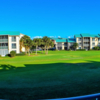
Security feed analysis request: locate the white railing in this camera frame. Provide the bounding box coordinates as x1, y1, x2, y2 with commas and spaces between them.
83, 44, 90, 46
45, 93, 100, 100
84, 39, 90, 42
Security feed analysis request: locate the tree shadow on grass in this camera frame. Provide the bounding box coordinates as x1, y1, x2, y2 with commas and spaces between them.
0, 64, 16, 71
0, 61, 100, 99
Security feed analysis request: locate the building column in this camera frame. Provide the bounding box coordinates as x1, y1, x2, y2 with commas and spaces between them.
62, 42, 64, 50
82, 37, 84, 49
90, 37, 92, 49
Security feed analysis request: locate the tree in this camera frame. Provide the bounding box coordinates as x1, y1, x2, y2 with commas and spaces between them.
39, 38, 44, 54
46, 41, 54, 54
43, 36, 54, 54
26, 39, 33, 55
43, 36, 50, 54
73, 43, 78, 50
33, 38, 41, 55
20, 35, 33, 55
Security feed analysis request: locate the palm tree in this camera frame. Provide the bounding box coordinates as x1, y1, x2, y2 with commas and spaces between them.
20, 35, 32, 54
33, 38, 41, 55
43, 36, 54, 54
73, 43, 78, 50
46, 41, 54, 54
26, 39, 33, 55
39, 38, 44, 54
43, 36, 50, 54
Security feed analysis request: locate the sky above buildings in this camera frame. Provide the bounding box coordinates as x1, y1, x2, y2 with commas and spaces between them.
0, 0, 100, 39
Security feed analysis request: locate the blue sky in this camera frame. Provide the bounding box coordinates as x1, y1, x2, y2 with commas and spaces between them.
0, 0, 100, 38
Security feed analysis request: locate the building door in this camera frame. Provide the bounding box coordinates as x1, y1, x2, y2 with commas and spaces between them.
0, 50, 8, 56
64, 47, 67, 50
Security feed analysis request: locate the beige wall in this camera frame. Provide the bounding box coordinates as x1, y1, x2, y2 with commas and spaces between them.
8, 36, 20, 53
76, 37, 82, 49
95, 38, 98, 46
19, 33, 25, 52
62, 42, 64, 50
90, 37, 92, 49
8, 33, 25, 54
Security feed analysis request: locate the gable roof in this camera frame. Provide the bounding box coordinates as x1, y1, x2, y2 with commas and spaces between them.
75, 33, 99, 38
74, 34, 81, 37
67, 38, 76, 43
50, 37, 67, 42
0, 31, 20, 36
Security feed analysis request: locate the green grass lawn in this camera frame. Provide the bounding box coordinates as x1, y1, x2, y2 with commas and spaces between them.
1, 50, 100, 99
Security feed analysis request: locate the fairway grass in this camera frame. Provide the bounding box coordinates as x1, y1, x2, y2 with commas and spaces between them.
0, 51, 100, 99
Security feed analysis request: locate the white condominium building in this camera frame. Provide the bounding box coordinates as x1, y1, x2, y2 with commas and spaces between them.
0, 31, 25, 56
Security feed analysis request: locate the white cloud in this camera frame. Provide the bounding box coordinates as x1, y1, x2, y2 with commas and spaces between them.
32, 36, 42, 39
58, 36, 61, 38
67, 35, 74, 38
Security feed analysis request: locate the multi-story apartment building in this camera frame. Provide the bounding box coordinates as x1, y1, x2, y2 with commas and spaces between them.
50, 33, 100, 50
75, 33, 100, 50
0, 31, 25, 56
50, 37, 76, 50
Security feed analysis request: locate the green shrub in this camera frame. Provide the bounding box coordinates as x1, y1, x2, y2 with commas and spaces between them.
10, 51, 16, 57
68, 49, 71, 51
16, 52, 26, 56
93, 46, 100, 50
0, 55, 1, 57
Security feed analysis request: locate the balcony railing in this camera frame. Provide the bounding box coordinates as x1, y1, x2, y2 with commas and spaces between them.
84, 39, 90, 42
46, 93, 100, 100
0, 46, 8, 49
64, 44, 67, 46
12, 46, 16, 49
12, 39, 16, 42
92, 45, 95, 46
79, 44, 82, 46
0, 39, 8, 42
83, 44, 90, 46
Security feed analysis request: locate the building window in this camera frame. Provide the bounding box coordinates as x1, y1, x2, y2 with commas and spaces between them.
92, 38, 95, 41
98, 43, 100, 46
79, 47, 81, 49
12, 36, 16, 42
12, 43, 16, 49
78, 43, 81, 46
98, 38, 100, 41
92, 43, 95, 46
57, 43, 62, 45
78, 38, 81, 41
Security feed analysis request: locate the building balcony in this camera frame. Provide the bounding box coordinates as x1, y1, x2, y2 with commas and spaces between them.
83, 44, 90, 46
84, 39, 90, 42
0, 46, 8, 49
64, 44, 67, 46
57, 45, 62, 47
78, 39, 82, 41
78, 44, 82, 46
0, 39, 8, 43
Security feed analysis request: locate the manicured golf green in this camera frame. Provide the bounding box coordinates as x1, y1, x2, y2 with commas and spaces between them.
0, 50, 100, 99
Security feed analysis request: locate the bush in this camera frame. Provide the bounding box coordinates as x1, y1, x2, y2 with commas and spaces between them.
16, 52, 26, 56
93, 46, 100, 50
0, 55, 1, 57
68, 49, 71, 51
76, 49, 86, 51
10, 51, 16, 57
